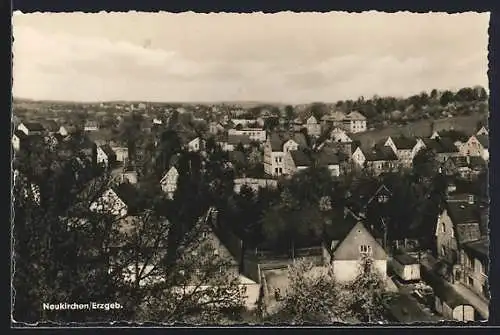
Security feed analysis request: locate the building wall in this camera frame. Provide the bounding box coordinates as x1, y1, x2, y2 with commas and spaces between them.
461, 136, 484, 158
351, 148, 366, 167
161, 167, 179, 199
460, 251, 488, 299
349, 120, 367, 133
327, 164, 340, 177
97, 148, 108, 167
12, 135, 20, 151
228, 129, 266, 142
435, 210, 459, 264
332, 259, 386, 283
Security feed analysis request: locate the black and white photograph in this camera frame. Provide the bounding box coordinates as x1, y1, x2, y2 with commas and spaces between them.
11, 11, 490, 325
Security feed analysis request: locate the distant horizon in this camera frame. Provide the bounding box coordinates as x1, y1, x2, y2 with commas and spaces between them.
13, 12, 489, 103
12, 84, 489, 107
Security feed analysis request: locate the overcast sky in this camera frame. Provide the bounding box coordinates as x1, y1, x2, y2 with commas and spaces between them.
12, 11, 489, 103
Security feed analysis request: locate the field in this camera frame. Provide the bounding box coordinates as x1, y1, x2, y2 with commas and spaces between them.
351, 113, 488, 148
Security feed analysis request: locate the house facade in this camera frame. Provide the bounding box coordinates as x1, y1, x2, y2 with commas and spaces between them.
160, 167, 179, 200
233, 178, 278, 193
460, 135, 489, 162
263, 135, 299, 177
228, 128, 266, 143
325, 221, 387, 283
384, 136, 418, 168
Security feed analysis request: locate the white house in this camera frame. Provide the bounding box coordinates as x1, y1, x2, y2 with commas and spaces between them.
12, 130, 26, 152
58, 125, 69, 137
187, 137, 205, 152
330, 127, 352, 143
294, 111, 322, 137
264, 133, 301, 177
476, 126, 488, 136
228, 128, 266, 143
322, 111, 367, 134
111, 146, 129, 164
460, 135, 489, 161
384, 136, 419, 168
160, 167, 179, 200
96, 145, 117, 168
18, 122, 45, 136
324, 215, 387, 283
84, 121, 99, 132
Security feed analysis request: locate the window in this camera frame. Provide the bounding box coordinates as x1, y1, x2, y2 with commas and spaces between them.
278, 168, 283, 174
467, 276, 474, 287
441, 222, 446, 233
465, 255, 473, 269
359, 245, 372, 255
275, 168, 279, 174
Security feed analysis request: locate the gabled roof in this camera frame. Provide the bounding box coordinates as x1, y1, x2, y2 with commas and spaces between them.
269, 131, 307, 151
422, 138, 458, 154
324, 209, 359, 244
290, 150, 313, 167
391, 136, 418, 150
13, 129, 27, 139
21, 122, 45, 132
365, 184, 392, 208
365, 146, 398, 162
444, 195, 482, 245
344, 111, 366, 121
448, 156, 469, 168
295, 109, 315, 123
393, 252, 418, 265
476, 135, 489, 149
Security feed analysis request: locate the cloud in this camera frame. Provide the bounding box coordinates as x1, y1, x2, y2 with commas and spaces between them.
12, 13, 489, 103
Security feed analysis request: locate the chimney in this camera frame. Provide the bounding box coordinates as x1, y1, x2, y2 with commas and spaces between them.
467, 195, 475, 205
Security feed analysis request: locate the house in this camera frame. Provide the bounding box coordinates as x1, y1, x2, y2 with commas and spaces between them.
321, 111, 367, 134
284, 150, 313, 175
227, 127, 267, 143
460, 135, 489, 161
111, 146, 129, 165
12, 129, 27, 152
84, 120, 99, 132
414, 137, 460, 163
208, 121, 225, 135
351, 146, 398, 175
264, 132, 308, 177
443, 156, 486, 179
186, 136, 205, 153
384, 136, 419, 168
293, 111, 321, 137
435, 193, 489, 306
17, 122, 45, 136
316, 150, 341, 177
222, 134, 253, 152
390, 252, 421, 282
476, 126, 488, 136
97, 144, 117, 168
160, 166, 179, 200
323, 211, 388, 283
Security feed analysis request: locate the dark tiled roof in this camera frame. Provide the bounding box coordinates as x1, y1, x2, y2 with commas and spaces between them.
463, 238, 489, 262
22, 122, 45, 132
448, 156, 469, 168
324, 210, 359, 243
393, 252, 418, 265
344, 111, 366, 121
316, 150, 339, 166
269, 132, 307, 151
476, 135, 489, 149
227, 134, 252, 145
469, 156, 486, 168
13, 129, 27, 139
290, 150, 313, 167
365, 146, 398, 161
422, 138, 458, 154
391, 137, 418, 150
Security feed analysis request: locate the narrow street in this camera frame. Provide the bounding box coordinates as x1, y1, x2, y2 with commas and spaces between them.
389, 276, 441, 323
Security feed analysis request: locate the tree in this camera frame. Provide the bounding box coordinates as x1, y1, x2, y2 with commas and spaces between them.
343, 256, 396, 323
13, 138, 245, 323
285, 105, 295, 121
270, 261, 350, 324
439, 90, 454, 106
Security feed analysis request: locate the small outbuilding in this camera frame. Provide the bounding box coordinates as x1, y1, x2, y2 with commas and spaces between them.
391, 252, 421, 282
